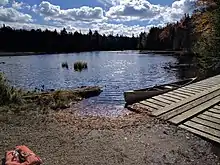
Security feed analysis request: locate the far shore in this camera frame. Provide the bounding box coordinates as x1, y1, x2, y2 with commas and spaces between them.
0, 50, 194, 57
139, 50, 195, 56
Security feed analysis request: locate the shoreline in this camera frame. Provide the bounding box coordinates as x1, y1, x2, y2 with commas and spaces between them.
0, 50, 194, 57
139, 50, 195, 56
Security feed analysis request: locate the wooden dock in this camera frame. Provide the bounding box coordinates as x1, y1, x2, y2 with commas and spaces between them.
129, 74, 220, 143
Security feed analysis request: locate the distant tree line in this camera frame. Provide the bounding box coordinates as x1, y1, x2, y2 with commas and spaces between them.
0, 15, 194, 54
0, 25, 138, 53
138, 14, 192, 52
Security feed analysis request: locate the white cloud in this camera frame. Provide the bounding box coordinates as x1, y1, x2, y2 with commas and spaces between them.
12, 1, 31, 10
106, 0, 196, 23
0, 6, 33, 23
35, 1, 105, 22
0, 0, 8, 5
106, 0, 163, 21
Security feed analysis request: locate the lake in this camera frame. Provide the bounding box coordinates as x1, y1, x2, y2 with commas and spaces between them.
0, 51, 193, 117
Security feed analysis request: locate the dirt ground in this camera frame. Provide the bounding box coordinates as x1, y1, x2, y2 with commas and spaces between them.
0, 108, 220, 165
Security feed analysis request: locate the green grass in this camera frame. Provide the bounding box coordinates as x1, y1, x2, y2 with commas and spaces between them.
0, 73, 22, 105
74, 61, 88, 71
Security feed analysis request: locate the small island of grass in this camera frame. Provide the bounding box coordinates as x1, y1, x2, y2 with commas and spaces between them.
74, 61, 88, 71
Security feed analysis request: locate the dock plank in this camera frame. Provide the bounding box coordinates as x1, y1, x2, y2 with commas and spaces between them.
140, 101, 163, 110
193, 84, 214, 88
189, 85, 208, 90
191, 117, 220, 130
169, 95, 220, 124
147, 98, 169, 107
181, 87, 202, 93
152, 84, 220, 117
214, 105, 220, 110
163, 93, 183, 100
204, 111, 220, 119
177, 89, 196, 94
183, 120, 220, 137
185, 86, 206, 91
161, 91, 220, 120
179, 124, 220, 143
159, 95, 180, 102
152, 96, 174, 104
174, 90, 193, 97
208, 108, 220, 114
198, 114, 220, 125
168, 92, 189, 98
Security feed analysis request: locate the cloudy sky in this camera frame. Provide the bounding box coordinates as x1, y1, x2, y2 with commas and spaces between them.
0, 0, 195, 36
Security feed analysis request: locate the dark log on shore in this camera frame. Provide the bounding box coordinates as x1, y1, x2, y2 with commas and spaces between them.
72, 86, 103, 98
23, 86, 103, 100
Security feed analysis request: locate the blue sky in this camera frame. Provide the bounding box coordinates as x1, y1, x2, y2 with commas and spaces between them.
0, 0, 195, 36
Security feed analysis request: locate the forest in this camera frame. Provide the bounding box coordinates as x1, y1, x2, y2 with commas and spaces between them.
0, 26, 138, 53
0, 17, 193, 53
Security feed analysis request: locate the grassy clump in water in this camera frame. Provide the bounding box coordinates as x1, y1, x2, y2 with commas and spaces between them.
61, 62, 69, 69
74, 61, 88, 71
0, 73, 22, 105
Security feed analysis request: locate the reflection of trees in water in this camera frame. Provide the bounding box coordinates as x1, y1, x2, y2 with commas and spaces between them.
176, 66, 197, 80
165, 56, 198, 80
175, 56, 220, 81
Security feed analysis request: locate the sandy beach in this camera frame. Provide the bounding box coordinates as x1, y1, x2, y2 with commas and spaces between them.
0, 105, 219, 165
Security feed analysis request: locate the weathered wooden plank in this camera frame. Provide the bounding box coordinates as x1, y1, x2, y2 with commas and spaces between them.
174, 90, 193, 96
170, 95, 220, 124
193, 81, 216, 86
209, 108, 220, 114
181, 87, 201, 93
162, 91, 215, 120
168, 92, 188, 98
187, 85, 207, 90
204, 111, 220, 119
159, 95, 180, 102
184, 120, 220, 137
163, 93, 183, 100
197, 79, 220, 85
140, 100, 163, 110
147, 98, 169, 107
193, 84, 214, 88
196, 83, 217, 87
152, 96, 174, 104
177, 89, 196, 95
152, 84, 220, 117
214, 105, 220, 110
187, 85, 208, 90
192, 83, 213, 88
198, 114, 220, 125
179, 124, 220, 143
191, 117, 220, 130
185, 86, 207, 91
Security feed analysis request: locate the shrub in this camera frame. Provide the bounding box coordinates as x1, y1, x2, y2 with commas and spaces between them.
0, 73, 22, 105
74, 61, 88, 71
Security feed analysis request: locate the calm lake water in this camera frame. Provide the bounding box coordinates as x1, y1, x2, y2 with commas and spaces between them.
0, 51, 193, 117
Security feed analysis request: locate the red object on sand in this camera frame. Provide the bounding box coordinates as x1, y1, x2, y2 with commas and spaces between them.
5, 146, 42, 165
